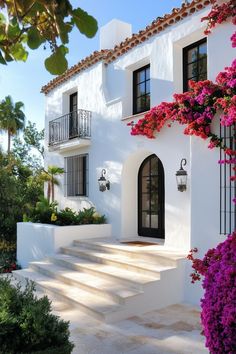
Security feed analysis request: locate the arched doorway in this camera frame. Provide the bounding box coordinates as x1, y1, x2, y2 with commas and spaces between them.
138, 154, 165, 238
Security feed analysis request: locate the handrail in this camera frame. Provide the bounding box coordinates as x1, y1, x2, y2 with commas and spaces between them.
49, 109, 91, 146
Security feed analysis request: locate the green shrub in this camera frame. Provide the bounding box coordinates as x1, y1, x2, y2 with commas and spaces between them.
0, 240, 19, 274
0, 240, 16, 253
25, 197, 58, 224
25, 201, 106, 226
0, 150, 44, 242
56, 208, 78, 226
0, 277, 74, 354
78, 207, 106, 225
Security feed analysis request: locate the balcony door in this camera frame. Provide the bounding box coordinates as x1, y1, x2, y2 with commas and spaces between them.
138, 154, 165, 238
69, 92, 78, 138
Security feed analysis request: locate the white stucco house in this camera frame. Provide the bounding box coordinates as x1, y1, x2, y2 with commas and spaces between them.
16, 0, 235, 322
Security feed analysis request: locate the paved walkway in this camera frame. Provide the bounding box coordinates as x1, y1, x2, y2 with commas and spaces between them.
4, 275, 208, 353
52, 302, 208, 354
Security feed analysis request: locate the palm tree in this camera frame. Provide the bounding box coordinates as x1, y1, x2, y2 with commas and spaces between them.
40, 166, 64, 202
0, 95, 26, 153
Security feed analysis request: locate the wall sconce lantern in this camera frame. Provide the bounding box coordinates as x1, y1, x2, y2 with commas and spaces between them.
98, 169, 110, 192
176, 158, 187, 192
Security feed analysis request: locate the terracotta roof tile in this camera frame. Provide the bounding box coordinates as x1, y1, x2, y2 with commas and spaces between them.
41, 0, 213, 95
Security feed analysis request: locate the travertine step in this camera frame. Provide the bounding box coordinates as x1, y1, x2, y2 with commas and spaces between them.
61, 246, 175, 277
49, 254, 159, 290
14, 237, 186, 323
13, 268, 121, 322
74, 239, 184, 265
30, 260, 142, 304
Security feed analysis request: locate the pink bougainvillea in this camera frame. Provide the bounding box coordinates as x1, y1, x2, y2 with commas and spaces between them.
129, 5, 236, 188
201, 0, 235, 35
129, 0, 236, 156
130, 60, 235, 152
231, 31, 236, 47
188, 232, 236, 354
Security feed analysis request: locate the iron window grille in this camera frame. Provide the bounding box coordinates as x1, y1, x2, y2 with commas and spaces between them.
64, 154, 88, 197
183, 38, 207, 92
133, 64, 150, 114
220, 124, 236, 235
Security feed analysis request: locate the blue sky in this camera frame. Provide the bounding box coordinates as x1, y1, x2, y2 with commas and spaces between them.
0, 0, 182, 135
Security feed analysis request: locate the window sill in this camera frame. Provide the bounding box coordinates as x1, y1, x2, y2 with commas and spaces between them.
66, 196, 89, 199
121, 110, 150, 123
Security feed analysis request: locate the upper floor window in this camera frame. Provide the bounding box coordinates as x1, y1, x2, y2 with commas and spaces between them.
64, 154, 88, 197
183, 39, 207, 92
133, 64, 150, 115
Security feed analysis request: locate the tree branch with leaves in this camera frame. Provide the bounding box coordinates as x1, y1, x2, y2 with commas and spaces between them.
0, 0, 98, 74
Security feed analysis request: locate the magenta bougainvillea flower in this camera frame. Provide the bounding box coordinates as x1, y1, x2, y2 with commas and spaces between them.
188, 233, 236, 354
130, 59, 235, 149
129, 1, 236, 158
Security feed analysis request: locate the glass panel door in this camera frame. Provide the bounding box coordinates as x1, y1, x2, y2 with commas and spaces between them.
138, 154, 164, 238
69, 92, 78, 138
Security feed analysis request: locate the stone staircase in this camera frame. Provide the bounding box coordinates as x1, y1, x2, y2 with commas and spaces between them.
13, 238, 186, 323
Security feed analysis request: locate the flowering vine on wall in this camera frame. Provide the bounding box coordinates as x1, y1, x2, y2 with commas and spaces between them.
129, 0, 235, 176
129, 1, 235, 353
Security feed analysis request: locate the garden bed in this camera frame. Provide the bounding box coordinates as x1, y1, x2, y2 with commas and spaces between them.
17, 222, 111, 268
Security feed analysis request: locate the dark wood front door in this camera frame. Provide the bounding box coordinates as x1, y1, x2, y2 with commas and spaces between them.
69, 92, 78, 138
138, 154, 165, 238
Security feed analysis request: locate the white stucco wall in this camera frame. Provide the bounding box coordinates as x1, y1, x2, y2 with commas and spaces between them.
17, 223, 112, 268
44, 6, 235, 305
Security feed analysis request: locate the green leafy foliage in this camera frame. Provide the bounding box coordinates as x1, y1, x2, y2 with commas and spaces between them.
12, 120, 44, 171
0, 95, 26, 153
0, 116, 45, 242
0, 0, 98, 74
72, 8, 98, 38
56, 207, 78, 226
40, 165, 64, 203
0, 277, 74, 353
23, 121, 44, 157
27, 27, 43, 50
0, 240, 19, 273
26, 202, 106, 226
26, 196, 58, 224
75, 207, 106, 225
0, 149, 44, 241
44, 45, 69, 75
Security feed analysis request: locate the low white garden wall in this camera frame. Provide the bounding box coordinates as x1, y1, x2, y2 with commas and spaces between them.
17, 222, 112, 268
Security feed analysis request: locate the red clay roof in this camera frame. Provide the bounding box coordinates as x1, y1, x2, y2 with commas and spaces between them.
41, 0, 212, 95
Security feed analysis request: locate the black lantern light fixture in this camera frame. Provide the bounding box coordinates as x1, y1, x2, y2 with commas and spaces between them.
98, 169, 110, 192
176, 158, 187, 192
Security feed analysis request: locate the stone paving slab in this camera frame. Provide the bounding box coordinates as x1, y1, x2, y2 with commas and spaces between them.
52, 303, 208, 354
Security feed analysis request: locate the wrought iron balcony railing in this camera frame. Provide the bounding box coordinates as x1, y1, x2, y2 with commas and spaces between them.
49, 109, 91, 146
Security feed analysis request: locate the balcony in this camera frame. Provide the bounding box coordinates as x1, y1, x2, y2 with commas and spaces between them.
49, 109, 91, 150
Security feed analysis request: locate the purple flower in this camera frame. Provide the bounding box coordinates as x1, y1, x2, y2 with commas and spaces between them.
199, 232, 236, 353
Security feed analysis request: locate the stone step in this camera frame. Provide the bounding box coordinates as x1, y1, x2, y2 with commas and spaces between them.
74, 239, 184, 266
49, 254, 159, 290
61, 246, 176, 277
13, 268, 121, 322
30, 260, 142, 304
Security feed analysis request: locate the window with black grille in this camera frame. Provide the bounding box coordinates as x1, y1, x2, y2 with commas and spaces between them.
220, 124, 236, 235
133, 64, 150, 114
183, 38, 207, 92
64, 154, 88, 197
